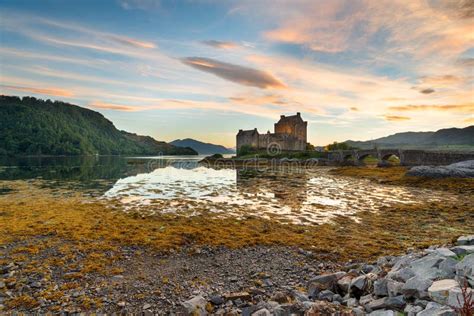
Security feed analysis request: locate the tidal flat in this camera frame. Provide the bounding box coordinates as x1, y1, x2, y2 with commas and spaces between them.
0, 157, 473, 313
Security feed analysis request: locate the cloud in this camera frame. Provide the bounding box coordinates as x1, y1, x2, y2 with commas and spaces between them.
89, 101, 143, 112
237, 0, 474, 60
388, 104, 474, 112
0, 84, 73, 97
419, 75, 464, 86
419, 88, 435, 94
456, 58, 474, 67
118, 0, 161, 10
201, 40, 239, 50
384, 115, 411, 121
349, 107, 359, 111
464, 117, 474, 124
181, 57, 286, 89
37, 17, 156, 49
106, 35, 156, 49
229, 93, 289, 105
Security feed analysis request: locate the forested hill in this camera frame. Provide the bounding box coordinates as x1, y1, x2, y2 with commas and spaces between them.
0, 95, 197, 156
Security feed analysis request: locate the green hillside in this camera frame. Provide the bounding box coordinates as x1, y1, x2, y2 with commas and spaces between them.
0, 95, 197, 156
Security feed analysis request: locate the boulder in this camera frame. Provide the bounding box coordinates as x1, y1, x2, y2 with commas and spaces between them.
182, 295, 207, 316
366, 297, 387, 311
386, 280, 404, 297
317, 290, 335, 302
343, 297, 358, 307
367, 310, 396, 316
434, 248, 456, 258
409, 254, 444, 280
404, 304, 423, 316
455, 254, 474, 286
224, 292, 251, 301
291, 290, 309, 302
388, 267, 415, 282
384, 295, 406, 311
331, 294, 341, 303
307, 272, 344, 297
457, 235, 474, 246
374, 279, 388, 297
271, 291, 290, 304
251, 309, 271, 316
451, 245, 474, 256
416, 301, 456, 316
428, 279, 458, 305
438, 257, 457, 279
351, 307, 365, 316
350, 275, 368, 297
366, 295, 405, 312
447, 286, 473, 308
407, 160, 474, 178
359, 294, 374, 306
337, 275, 353, 294
401, 276, 432, 299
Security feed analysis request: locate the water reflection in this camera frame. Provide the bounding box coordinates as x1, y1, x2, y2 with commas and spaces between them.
103, 163, 459, 224
0, 156, 460, 224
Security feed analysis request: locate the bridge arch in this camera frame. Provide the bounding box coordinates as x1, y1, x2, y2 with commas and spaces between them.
379, 150, 401, 166
357, 153, 379, 166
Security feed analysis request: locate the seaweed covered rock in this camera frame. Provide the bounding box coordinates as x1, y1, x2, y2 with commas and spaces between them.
407, 160, 474, 178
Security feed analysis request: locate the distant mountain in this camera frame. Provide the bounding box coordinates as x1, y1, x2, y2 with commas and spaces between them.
0, 95, 197, 156
345, 126, 474, 150
170, 138, 235, 155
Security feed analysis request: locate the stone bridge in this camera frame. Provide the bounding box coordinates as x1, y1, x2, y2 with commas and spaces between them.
327, 149, 474, 166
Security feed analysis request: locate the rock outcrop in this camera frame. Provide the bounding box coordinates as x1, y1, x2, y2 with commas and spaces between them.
407, 160, 474, 178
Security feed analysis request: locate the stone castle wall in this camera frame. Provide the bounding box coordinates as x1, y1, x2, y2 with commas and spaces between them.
258, 133, 306, 151
274, 119, 307, 144
237, 113, 308, 152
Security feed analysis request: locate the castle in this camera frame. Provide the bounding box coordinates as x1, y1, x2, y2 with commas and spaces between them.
236, 113, 308, 152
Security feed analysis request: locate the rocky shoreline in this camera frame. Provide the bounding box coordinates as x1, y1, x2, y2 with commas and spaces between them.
1, 236, 473, 315
176, 235, 474, 315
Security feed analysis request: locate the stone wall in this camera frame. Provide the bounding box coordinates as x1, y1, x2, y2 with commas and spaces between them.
328, 149, 474, 166
236, 129, 259, 151
274, 115, 307, 144
259, 133, 306, 151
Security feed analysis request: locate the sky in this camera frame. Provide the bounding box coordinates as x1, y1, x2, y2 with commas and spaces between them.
0, 0, 473, 147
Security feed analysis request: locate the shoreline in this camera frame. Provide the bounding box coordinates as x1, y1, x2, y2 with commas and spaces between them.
2, 237, 472, 314
0, 167, 473, 314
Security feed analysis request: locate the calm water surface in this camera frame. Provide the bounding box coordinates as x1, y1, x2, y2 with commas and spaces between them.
0, 156, 459, 224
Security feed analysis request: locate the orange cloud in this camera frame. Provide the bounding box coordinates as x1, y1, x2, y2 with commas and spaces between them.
201, 40, 239, 50
419, 75, 464, 86
89, 101, 142, 112
349, 107, 359, 111
229, 93, 288, 106
107, 35, 156, 49
181, 57, 286, 89
0, 84, 73, 97
388, 104, 474, 112
464, 117, 474, 124
384, 115, 411, 121
382, 97, 406, 101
